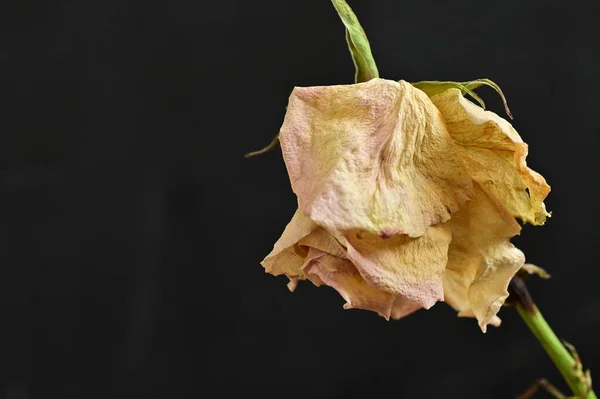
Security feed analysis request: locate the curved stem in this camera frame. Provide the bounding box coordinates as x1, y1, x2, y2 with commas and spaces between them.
331, 0, 379, 83
511, 277, 596, 399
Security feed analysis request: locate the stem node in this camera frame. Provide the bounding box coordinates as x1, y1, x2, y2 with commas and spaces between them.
510, 276, 596, 399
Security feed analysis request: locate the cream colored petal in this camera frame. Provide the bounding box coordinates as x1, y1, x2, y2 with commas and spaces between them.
303, 248, 398, 319
279, 78, 472, 238
298, 226, 346, 258
343, 223, 452, 309
443, 264, 478, 321
263, 212, 424, 320
287, 278, 299, 292
443, 183, 525, 332
456, 309, 502, 328
430, 88, 551, 225
390, 296, 422, 320
261, 209, 317, 279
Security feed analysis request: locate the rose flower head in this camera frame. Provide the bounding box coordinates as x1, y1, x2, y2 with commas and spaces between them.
260, 78, 550, 332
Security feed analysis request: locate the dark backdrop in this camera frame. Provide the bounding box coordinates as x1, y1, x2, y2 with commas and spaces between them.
1, 1, 599, 398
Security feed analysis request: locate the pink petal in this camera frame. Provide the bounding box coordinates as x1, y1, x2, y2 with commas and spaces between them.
343, 223, 452, 309
279, 78, 472, 238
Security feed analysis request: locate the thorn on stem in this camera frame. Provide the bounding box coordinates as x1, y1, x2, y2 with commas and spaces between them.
563, 341, 583, 372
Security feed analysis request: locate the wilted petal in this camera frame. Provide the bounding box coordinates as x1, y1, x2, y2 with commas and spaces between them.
261, 209, 317, 279
344, 224, 452, 309
303, 248, 397, 319
390, 296, 422, 320
279, 78, 472, 238
430, 88, 551, 225
287, 278, 299, 292
298, 226, 346, 258
443, 183, 525, 332
456, 309, 502, 328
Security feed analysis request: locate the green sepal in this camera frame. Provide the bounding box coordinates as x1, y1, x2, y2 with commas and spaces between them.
412, 78, 513, 119
331, 0, 379, 83
521, 263, 551, 279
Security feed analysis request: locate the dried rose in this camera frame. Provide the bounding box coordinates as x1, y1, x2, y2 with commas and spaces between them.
261, 78, 550, 331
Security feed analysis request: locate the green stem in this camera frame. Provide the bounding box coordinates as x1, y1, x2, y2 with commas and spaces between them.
516, 304, 597, 399
330, 0, 379, 83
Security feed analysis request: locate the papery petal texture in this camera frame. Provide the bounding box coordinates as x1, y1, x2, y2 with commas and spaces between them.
430, 89, 550, 225
303, 248, 398, 319
344, 223, 452, 309
260, 79, 550, 329
279, 78, 472, 238
298, 226, 346, 258
262, 210, 425, 319
261, 210, 317, 280
390, 296, 421, 320
443, 183, 525, 332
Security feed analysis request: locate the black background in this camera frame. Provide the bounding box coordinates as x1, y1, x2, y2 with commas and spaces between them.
1, 1, 599, 398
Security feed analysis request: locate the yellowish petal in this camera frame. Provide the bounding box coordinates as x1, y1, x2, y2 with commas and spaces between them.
261, 212, 349, 292
343, 223, 452, 309
303, 248, 398, 319
279, 78, 472, 238
456, 309, 502, 328
390, 296, 422, 320
298, 226, 346, 258
261, 209, 317, 279
430, 88, 550, 225
287, 277, 299, 292
443, 183, 525, 332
